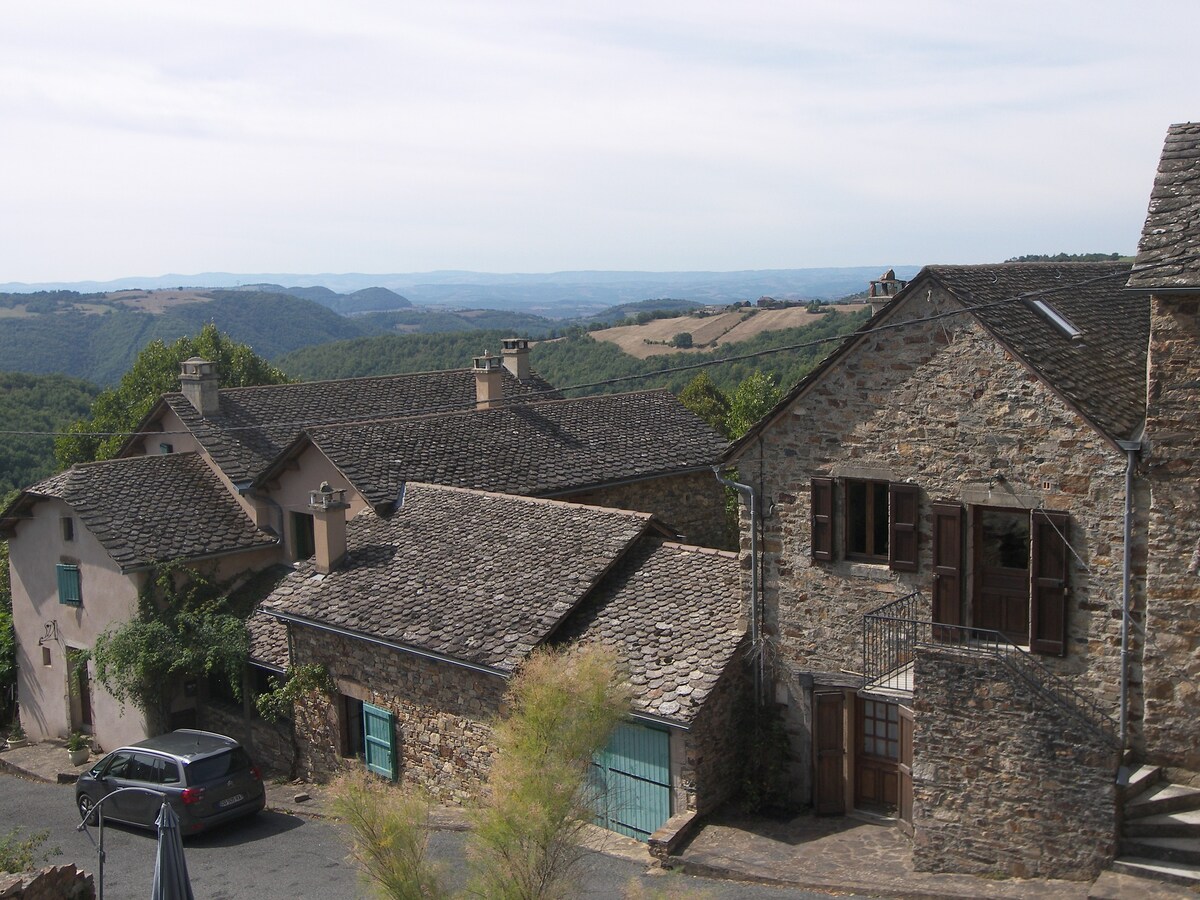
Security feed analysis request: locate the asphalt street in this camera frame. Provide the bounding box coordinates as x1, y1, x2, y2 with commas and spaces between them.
0, 773, 857, 899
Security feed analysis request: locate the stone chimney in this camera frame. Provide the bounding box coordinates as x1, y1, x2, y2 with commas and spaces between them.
473, 352, 504, 409
868, 269, 908, 315
309, 482, 350, 574
179, 357, 220, 417
501, 338, 531, 381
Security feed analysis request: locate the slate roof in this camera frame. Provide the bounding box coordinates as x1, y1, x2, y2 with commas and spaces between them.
247, 609, 290, 672
260, 483, 653, 673
0, 453, 277, 571
1129, 123, 1200, 290
726, 262, 1146, 454
138, 367, 560, 484
269, 390, 728, 507
552, 539, 746, 727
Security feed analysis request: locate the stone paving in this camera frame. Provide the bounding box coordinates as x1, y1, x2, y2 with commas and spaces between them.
2, 740, 1189, 898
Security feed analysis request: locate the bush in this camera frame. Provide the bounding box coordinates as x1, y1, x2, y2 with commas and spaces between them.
0, 828, 59, 874
671, 332, 693, 349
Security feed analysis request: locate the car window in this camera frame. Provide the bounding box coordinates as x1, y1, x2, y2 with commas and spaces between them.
103, 751, 135, 779
154, 756, 181, 784
184, 747, 250, 784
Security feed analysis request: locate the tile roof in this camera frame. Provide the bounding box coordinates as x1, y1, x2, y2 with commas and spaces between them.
282, 390, 728, 507
3, 453, 277, 571
260, 483, 652, 672
144, 367, 560, 484
927, 263, 1146, 441
247, 609, 290, 672
1129, 123, 1200, 290
552, 539, 746, 727
726, 262, 1146, 454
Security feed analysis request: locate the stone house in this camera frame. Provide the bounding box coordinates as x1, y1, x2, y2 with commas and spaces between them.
0, 453, 278, 750
258, 482, 748, 839
718, 123, 1200, 881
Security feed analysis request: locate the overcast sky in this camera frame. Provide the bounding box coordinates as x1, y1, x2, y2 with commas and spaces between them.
2, 1, 1195, 283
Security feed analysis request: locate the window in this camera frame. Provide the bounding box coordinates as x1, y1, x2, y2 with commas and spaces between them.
56, 563, 82, 606
846, 480, 890, 560
812, 478, 918, 570
159, 442, 174, 454
42, 647, 52, 667
342, 695, 364, 758
860, 699, 899, 761
61, 517, 74, 542
292, 512, 316, 561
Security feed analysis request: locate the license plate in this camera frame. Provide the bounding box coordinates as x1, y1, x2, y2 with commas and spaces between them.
218, 794, 244, 808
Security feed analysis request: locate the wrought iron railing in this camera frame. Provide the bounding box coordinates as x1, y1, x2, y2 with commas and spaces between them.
862, 592, 1119, 748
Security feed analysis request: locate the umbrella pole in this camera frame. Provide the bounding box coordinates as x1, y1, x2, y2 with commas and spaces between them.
97, 805, 105, 900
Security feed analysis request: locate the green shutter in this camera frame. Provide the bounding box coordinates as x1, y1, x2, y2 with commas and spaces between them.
362, 703, 397, 780
56, 564, 82, 607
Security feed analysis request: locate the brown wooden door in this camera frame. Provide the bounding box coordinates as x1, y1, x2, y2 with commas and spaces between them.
854, 697, 899, 812
897, 705, 914, 835
814, 693, 845, 815
973, 508, 1030, 643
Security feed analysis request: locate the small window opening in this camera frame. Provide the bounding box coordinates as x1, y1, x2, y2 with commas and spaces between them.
42, 646, 52, 667
61, 517, 74, 542
159, 442, 174, 454
292, 512, 316, 561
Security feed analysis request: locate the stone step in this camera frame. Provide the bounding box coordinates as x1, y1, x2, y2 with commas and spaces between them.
1126, 782, 1200, 820
1123, 808, 1200, 839
1120, 836, 1200, 867
1119, 764, 1163, 802
1110, 856, 1200, 887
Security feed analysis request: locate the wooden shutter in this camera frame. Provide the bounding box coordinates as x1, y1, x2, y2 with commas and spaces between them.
362, 703, 397, 780
931, 503, 963, 630
814, 693, 845, 816
897, 705, 914, 836
811, 477, 835, 561
1030, 510, 1070, 656
56, 563, 82, 607
888, 483, 919, 572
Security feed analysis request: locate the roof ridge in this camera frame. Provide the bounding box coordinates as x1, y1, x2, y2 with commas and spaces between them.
657, 539, 739, 559
401, 481, 656, 522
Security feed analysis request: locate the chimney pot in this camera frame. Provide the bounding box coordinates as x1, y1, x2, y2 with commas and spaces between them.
501, 337, 531, 381
309, 483, 350, 573
179, 357, 220, 417
473, 351, 504, 409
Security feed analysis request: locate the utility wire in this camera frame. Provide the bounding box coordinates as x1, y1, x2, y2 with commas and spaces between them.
0, 255, 1193, 441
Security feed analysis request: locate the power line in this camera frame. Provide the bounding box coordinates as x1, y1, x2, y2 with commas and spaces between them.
0, 256, 1191, 442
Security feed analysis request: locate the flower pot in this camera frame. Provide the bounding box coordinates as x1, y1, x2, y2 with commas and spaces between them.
6, 737, 28, 750
68, 747, 90, 766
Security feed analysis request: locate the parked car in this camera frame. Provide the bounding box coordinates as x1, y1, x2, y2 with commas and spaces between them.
75, 729, 265, 834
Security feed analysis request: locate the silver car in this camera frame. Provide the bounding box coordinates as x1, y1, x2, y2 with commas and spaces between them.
75, 729, 266, 834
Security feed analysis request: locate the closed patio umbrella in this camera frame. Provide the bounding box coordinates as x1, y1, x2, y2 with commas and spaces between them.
151, 800, 195, 900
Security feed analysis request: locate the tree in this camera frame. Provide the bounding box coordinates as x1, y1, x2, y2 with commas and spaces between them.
54, 323, 291, 468
678, 372, 730, 436
671, 332, 693, 349
725, 372, 783, 440
331, 643, 630, 900
88, 563, 250, 733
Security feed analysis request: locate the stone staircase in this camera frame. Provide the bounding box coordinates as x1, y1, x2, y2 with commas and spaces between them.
1112, 764, 1200, 887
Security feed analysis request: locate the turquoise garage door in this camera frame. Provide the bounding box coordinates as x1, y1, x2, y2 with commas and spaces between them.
591, 722, 671, 841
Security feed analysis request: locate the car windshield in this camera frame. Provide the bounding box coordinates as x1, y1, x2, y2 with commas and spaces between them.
184, 747, 250, 784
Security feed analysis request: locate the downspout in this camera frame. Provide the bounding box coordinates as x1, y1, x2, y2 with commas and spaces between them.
714, 466, 762, 706
1117, 439, 1140, 751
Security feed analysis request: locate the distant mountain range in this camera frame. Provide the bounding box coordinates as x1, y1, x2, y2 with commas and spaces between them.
0, 267, 919, 316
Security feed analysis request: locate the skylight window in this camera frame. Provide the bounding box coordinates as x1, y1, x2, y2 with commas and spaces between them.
1030, 299, 1082, 340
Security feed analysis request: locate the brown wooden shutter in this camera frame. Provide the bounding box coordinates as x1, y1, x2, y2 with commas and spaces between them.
931, 502, 963, 629
888, 482, 919, 572
811, 477, 834, 561
897, 705, 914, 836
1030, 510, 1070, 656
814, 692, 846, 815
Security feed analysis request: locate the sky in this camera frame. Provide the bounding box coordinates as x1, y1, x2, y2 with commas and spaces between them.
2, 1, 1197, 284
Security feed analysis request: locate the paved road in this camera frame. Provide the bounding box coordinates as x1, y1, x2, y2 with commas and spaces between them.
0, 774, 856, 898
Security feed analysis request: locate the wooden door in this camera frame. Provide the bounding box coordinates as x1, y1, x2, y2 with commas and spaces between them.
931, 503, 963, 639
591, 722, 672, 841
814, 693, 845, 815
854, 697, 899, 812
973, 508, 1030, 643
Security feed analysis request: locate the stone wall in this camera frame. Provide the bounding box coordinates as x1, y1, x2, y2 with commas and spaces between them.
0, 865, 94, 899
678, 644, 750, 814
198, 700, 295, 778
570, 471, 732, 550
912, 649, 1118, 880
741, 285, 1141, 749
1142, 293, 1200, 769
289, 624, 506, 804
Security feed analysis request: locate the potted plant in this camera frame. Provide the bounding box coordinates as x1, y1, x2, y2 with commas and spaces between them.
66, 731, 90, 765
6, 721, 27, 749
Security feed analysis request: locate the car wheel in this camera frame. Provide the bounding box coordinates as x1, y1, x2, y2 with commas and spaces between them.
78, 793, 96, 825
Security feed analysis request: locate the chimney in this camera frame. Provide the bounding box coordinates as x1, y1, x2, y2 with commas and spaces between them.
501, 338, 531, 381
179, 357, 220, 417
473, 351, 504, 409
309, 481, 350, 574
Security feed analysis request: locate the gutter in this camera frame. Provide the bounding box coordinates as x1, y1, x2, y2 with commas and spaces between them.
121, 538, 280, 575
263, 608, 510, 679
713, 466, 763, 706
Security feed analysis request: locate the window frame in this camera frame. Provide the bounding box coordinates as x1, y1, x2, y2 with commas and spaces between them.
843, 479, 890, 563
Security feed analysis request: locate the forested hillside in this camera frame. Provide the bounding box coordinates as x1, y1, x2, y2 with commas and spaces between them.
277, 308, 869, 397
0, 372, 98, 496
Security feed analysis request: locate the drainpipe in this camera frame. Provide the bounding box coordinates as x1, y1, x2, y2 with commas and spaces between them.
714, 467, 763, 706
1117, 440, 1140, 751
